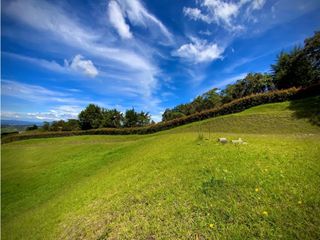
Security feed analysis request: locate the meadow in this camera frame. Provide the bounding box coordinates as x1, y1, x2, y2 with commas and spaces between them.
1, 98, 320, 239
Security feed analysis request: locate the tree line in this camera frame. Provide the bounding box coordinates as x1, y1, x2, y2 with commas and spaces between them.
38, 106, 153, 132
35, 32, 319, 131
163, 32, 319, 121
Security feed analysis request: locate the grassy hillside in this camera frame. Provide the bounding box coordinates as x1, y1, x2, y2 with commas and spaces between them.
2, 98, 320, 239
175, 96, 319, 134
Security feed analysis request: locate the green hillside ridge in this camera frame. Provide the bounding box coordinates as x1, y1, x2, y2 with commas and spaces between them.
1, 97, 320, 239
172, 96, 320, 134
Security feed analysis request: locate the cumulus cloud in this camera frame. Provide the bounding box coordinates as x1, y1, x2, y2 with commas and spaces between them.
4, 52, 99, 78
205, 0, 240, 26
65, 55, 99, 78
108, 0, 132, 39
173, 38, 224, 63
184, 0, 266, 31
183, 7, 210, 22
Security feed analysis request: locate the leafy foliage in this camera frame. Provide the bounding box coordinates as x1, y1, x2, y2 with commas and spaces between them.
163, 73, 273, 121
271, 47, 317, 89
26, 124, 38, 131
221, 73, 274, 103
78, 104, 103, 130
303, 31, 320, 71
163, 88, 222, 121
272, 32, 320, 89
101, 109, 123, 128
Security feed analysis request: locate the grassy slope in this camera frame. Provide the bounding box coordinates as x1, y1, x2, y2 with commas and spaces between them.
2, 98, 320, 239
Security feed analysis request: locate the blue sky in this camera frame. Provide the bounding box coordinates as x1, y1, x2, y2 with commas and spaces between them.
1, 0, 320, 122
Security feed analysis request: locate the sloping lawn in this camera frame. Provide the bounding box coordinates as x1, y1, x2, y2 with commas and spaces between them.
2, 99, 320, 239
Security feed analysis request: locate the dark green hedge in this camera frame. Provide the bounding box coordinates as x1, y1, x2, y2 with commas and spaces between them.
2, 84, 319, 144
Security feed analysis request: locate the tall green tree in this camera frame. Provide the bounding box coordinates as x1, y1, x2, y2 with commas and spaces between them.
272, 45, 318, 89
42, 121, 50, 131
303, 31, 320, 70
201, 88, 222, 109
123, 109, 151, 127
123, 108, 139, 127
101, 109, 123, 128
64, 119, 80, 131
26, 124, 38, 131
50, 120, 65, 131
162, 109, 185, 121
78, 104, 103, 130
221, 73, 273, 102
137, 111, 151, 126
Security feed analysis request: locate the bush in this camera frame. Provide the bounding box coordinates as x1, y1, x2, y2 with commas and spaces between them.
26, 125, 38, 131
2, 84, 319, 144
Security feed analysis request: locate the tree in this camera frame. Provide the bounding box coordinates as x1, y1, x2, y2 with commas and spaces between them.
191, 96, 205, 113
221, 73, 273, 103
123, 109, 151, 127
272, 46, 318, 89
101, 109, 123, 128
162, 109, 185, 121
50, 120, 65, 131
303, 31, 320, 70
26, 124, 38, 131
137, 111, 151, 126
201, 88, 222, 109
64, 119, 80, 131
123, 108, 139, 127
78, 104, 103, 130
303, 31, 320, 84
42, 121, 50, 131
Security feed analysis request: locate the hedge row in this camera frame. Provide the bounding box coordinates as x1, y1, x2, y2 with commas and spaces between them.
2, 84, 319, 144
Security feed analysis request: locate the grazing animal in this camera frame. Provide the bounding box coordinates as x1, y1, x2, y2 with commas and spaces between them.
232, 138, 243, 144
218, 138, 228, 144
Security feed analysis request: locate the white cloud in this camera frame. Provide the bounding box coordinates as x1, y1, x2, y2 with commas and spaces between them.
114, 0, 173, 42
183, 7, 211, 22
173, 38, 224, 63
1, 80, 86, 105
108, 0, 132, 39
4, 52, 99, 78
2, 105, 82, 121
3, 0, 157, 78
4, 0, 153, 70
184, 0, 266, 31
4, 0, 97, 46
2, 0, 172, 117
199, 30, 213, 36
251, 0, 266, 10
204, 0, 240, 26
3, 52, 67, 73
65, 55, 99, 78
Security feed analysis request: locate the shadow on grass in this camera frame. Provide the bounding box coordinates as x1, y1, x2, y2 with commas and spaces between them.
288, 96, 320, 126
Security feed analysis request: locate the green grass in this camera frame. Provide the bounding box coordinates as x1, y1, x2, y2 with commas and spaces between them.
2, 98, 320, 239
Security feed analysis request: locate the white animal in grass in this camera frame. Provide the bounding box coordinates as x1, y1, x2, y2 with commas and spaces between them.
218, 138, 228, 144
232, 138, 246, 144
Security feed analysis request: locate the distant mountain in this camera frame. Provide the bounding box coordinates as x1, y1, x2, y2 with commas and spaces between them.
1, 119, 43, 126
